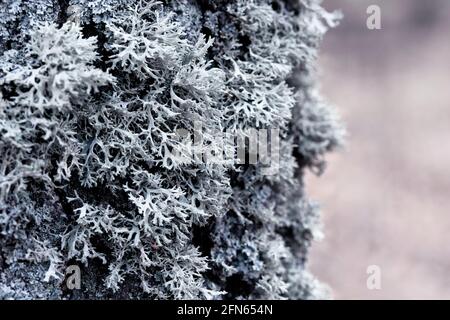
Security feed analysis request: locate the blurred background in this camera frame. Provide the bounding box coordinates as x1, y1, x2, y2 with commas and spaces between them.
308, 0, 450, 299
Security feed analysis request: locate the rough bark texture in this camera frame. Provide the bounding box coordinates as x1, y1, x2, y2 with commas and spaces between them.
0, 0, 343, 299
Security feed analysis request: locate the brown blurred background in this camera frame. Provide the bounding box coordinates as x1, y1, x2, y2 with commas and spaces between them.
308, 0, 450, 299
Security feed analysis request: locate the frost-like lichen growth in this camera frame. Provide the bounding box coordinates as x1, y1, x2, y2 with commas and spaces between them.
0, 0, 344, 299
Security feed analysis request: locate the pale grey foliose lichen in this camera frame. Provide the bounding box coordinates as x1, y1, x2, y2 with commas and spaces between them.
0, 0, 344, 299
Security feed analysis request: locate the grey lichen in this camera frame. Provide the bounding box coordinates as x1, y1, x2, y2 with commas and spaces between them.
0, 0, 344, 299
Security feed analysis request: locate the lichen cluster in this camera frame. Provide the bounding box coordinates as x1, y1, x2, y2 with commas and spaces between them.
0, 0, 343, 299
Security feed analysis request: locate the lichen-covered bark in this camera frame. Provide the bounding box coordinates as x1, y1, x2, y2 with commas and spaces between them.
0, 0, 344, 299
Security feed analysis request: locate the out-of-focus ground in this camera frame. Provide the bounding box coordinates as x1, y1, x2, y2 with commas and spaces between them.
308, 0, 450, 299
